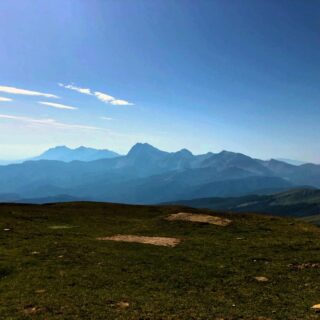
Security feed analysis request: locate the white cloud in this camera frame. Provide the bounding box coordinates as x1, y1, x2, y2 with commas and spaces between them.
58, 83, 92, 95
0, 114, 103, 131
59, 83, 133, 106
0, 85, 58, 98
0, 97, 12, 102
110, 99, 133, 106
100, 116, 113, 121
39, 101, 78, 110
94, 91, 115, 103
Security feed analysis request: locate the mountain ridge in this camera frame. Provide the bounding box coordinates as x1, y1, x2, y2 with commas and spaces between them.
0, 143, 319, 205
32, 145, 120, 162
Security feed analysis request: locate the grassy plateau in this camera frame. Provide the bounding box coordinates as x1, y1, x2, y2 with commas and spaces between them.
1, 202, 320, 319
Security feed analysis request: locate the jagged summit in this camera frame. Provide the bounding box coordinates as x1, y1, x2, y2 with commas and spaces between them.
175, 148, 193, 157
127, 143, 167, 158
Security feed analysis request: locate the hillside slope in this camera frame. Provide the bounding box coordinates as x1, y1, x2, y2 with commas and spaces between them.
167, 188, 320, 217
1, 202, 320, 319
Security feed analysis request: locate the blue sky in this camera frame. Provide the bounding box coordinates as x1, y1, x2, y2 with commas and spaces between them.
0, 0, 319, 162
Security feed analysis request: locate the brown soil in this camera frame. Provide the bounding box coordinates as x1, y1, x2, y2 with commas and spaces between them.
166, 212, 232, 226
96, 235, 181, 247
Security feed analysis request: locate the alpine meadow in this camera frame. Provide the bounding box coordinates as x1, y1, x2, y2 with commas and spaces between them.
0, 1, 320, 319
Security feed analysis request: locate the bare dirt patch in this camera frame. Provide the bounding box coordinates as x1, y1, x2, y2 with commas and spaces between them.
166, 212, 232, 226
97, 235, 181, 247
311, 304, 320, 313
254, 276, 269, 282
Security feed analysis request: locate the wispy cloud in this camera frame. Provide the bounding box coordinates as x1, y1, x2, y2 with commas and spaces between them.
0, 114, 103, 131
0, 97, 13, 102
39, 101, 78, 110
110, 99, 133, 106
58, 83, 92, 95
100, 116, 113, 121
94, 91, 115, 103
0, 85, 58, 98
59, 83, 134, 106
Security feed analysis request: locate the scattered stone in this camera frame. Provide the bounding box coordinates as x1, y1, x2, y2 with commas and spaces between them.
23, 305, 38, 315
254, 276, 269, 282
31, 251, 40, 255
116, 301, 130, 309
166, 212, 232, 226
35, 289, 46, 294
3, 228, 10, 231
58, 255, 64, 258
311, 304, 320, 312
107, 300, 130, 309
97, 235, 181, 247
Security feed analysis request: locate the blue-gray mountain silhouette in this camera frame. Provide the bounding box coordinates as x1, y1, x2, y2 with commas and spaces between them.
32, 146, 120, 162
0, 143, 319, 204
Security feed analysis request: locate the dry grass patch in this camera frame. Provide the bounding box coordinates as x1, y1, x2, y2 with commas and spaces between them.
166, 212, 232, 226
97, 235, 181, 247
48, 225, 77, 230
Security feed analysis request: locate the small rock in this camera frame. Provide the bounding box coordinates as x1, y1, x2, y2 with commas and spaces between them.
23, 305, 39, 315
35, 289, 46, 294
31, 251, 40, 255
254, 276, 269, 282
116, 301, 130, 309
311, 304, 320, 312
3, 228, 10, 231
107, 300, 130, 309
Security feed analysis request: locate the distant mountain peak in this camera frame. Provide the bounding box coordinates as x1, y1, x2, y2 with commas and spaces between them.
33, 145, 119, 162
175, 148, 193, 157
51, 145, 69, 150
76, 146, 88, 150
127, 143, 166, 157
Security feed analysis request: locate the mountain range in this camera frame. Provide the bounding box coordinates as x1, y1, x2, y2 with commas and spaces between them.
0, 143, 319, 206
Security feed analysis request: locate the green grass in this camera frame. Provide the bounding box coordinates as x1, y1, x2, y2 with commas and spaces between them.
1, 202, 320, 319
301, 214, 320, 226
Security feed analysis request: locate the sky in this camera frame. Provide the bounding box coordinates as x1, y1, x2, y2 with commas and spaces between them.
0, 0, 319, 162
